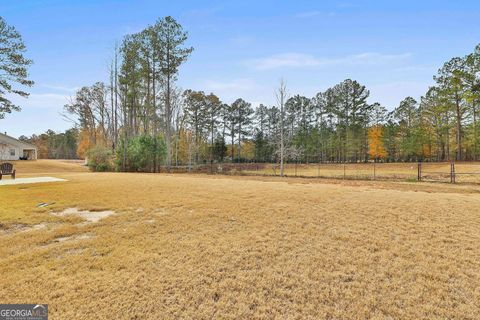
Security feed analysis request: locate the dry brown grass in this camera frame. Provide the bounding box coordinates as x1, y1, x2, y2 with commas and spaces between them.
7, 159, 88, 177
1, 160, 480, 319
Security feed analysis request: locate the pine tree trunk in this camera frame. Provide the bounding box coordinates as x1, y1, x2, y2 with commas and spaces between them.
455, 96, 462, 161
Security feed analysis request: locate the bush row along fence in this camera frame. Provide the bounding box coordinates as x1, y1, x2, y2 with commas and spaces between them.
161, 162, 480, 184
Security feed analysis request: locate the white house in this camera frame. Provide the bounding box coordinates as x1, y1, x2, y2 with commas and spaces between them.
0, 132, 37, 161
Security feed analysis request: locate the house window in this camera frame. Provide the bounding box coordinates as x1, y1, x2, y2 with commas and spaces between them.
10, 149, 15, 156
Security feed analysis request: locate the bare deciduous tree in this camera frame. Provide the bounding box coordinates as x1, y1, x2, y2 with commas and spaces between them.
275, 79, 288, 177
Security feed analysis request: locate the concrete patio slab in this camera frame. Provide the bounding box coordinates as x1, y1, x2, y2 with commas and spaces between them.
0, 177, 67, 186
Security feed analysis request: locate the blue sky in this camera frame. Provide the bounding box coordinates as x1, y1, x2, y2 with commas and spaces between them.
1, 0, 480, 137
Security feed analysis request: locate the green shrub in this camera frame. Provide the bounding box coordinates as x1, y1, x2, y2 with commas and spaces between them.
116, 134, 166, 172
86, 145, 113, 172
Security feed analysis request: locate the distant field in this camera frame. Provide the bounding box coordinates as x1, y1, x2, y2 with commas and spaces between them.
1, 160, 480, 318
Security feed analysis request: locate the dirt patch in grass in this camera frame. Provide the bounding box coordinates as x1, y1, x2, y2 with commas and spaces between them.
54, 233, 95, 243
0, 222, 48, 234
51, 207, 115, 223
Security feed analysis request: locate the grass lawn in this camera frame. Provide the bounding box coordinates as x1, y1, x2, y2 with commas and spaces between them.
1, 160, 480, 318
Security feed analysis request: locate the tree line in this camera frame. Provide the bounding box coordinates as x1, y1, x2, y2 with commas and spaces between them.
3, 15, 479, 170
19, 129, 78, 159
62, 13, 479, 171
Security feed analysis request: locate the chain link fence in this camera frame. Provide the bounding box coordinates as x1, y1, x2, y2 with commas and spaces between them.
162, 162, 480, 184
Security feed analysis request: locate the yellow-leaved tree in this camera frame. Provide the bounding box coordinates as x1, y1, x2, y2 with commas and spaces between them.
368, 125, 388, 161
76, 129, 91, 159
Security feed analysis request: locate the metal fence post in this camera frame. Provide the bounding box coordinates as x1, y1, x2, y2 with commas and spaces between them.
417, 162, 422, 181
373, 162, 376, 181
343, 162, 346, 180
450, 162, 455, 183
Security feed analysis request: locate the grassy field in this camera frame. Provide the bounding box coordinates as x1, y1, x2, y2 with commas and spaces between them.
1, 160, 480, 318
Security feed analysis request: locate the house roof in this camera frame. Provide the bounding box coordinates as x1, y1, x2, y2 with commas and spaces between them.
0, 132, 37, 150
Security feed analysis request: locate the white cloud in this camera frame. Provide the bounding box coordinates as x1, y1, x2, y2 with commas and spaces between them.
201, 78, 271, 104
203, 78, 257, 92
246, 53, 321, 70
337, 3, 356, 8
245, 52, 412, 70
